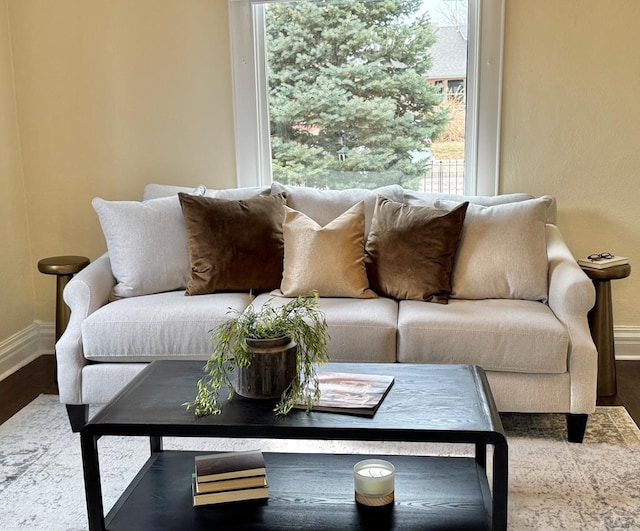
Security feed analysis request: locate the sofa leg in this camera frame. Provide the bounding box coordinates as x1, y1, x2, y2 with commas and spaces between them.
66, 404, 89, 433
566, 413, 588, 443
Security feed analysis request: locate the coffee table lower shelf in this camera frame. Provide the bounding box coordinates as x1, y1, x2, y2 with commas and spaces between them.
105, 450, 493, 530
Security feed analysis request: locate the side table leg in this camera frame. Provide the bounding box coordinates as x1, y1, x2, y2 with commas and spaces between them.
589, 280, 617, 397
55, 274, 73, 342
81, 432, 106, 531
54, 273, 73, 386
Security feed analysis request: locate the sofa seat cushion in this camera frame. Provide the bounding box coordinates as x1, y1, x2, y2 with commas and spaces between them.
397, 299, 569, 374
251, 293, 398, 363
82, 291, 253, 362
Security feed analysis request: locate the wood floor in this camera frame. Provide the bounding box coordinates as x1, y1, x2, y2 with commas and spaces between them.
1, 355, 639, 428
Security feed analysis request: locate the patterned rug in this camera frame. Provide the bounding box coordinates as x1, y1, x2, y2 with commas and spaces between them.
0, 395, 639, 530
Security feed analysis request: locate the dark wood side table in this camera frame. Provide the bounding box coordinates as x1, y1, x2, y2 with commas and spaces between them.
580, 263, 631, 398
38, 255, 90, 357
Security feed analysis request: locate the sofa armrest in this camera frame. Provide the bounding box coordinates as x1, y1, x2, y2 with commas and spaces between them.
56, 253, 115, 403
545, 224, 598, 413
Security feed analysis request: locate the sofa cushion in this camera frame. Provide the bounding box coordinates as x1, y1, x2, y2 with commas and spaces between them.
277, 202, 376, 299
403, 190, 557, 224
92, 195, 191, 300
365, 197, 468, 303
271, 182, 404, 237
82, 291, 253, 361
436, 197, 550, 301
404, 190, 533, 207
178, 193, 286, 295
404, 190, 558, 224
252, 293, 397, 362
397, 298, 569, 374
143, 183, 270, 201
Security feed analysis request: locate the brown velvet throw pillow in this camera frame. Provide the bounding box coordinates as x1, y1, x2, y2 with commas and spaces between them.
365, 197, 469, 303
178, 193, 286, 295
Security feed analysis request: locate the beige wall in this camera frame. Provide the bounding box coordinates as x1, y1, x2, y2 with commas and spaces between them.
0, 0, 34, 340
1, 0, 639, 346
7, 0, 236, 321
501, 0, 640, 325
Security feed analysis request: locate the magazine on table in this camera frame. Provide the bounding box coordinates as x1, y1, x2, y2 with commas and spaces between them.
295, 371, 395, 417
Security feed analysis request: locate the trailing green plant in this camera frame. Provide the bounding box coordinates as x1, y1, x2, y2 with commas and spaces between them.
185, 291, 330, 416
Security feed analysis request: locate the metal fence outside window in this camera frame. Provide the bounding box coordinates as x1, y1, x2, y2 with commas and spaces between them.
421, 159, 465, 194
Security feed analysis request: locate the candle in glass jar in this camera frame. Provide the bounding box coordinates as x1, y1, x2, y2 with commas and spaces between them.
354, 459, 395, 497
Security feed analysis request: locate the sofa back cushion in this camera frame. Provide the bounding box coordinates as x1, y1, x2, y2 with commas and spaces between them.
270, 182, 404, 237
143, 183, 270, 201
436, 197, 551, 301
179, 193, 286, 295
92, 196, 191, 300
404, 190, 557, 224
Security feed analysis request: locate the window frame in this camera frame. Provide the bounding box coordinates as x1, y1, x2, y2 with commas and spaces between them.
228, 0, 505, 195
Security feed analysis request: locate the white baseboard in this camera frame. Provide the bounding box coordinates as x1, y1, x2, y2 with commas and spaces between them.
0, 321, 55, 381
613, 326, 640, 360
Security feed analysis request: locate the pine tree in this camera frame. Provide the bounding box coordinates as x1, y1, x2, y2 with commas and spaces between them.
265, 0, 450, 189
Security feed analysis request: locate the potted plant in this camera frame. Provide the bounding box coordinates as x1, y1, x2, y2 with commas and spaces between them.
185, 291, 330, 416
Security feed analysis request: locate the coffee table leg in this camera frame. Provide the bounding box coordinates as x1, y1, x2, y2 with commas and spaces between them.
150, 435, 163, 454
475, 442, 487, 469
81, 432, 106, 531
492, 441, 508, 530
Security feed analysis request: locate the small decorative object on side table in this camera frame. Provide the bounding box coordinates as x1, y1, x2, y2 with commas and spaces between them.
579, 253, 631, 398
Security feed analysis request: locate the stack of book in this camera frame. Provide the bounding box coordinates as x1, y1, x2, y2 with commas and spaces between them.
578, 254, 629, 270
192, 449, 269, 507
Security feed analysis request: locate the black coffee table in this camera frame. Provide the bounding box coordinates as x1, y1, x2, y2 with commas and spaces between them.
81, 361, 508, 530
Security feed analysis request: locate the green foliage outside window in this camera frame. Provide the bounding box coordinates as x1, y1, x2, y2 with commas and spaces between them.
266, 0, 450, 190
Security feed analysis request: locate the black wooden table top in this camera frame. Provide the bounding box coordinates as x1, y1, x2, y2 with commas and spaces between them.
86, 361, 505, 445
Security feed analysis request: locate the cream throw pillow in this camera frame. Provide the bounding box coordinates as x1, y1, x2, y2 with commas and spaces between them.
435, 197, 551, 301
276, 201, 377, 298
92, 195, 191, 300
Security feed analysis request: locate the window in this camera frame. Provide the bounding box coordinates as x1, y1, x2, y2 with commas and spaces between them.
229, 0, 504, 195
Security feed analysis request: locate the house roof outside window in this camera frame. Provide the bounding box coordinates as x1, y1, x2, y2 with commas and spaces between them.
428, 25, 467, 81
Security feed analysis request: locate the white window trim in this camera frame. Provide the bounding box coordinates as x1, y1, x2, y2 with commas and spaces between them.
228, 0, 505, 195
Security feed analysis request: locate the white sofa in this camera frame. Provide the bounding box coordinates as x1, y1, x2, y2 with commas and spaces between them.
57, 183, 597, 442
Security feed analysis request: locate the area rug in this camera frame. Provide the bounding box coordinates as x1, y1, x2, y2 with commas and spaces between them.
1, 395, 639, 530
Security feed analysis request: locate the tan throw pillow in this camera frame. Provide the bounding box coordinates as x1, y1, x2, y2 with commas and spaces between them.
277, 201, 377, 299
365, 197, 468, 303
178, 193, 286, 295
435, 197, 551, 301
